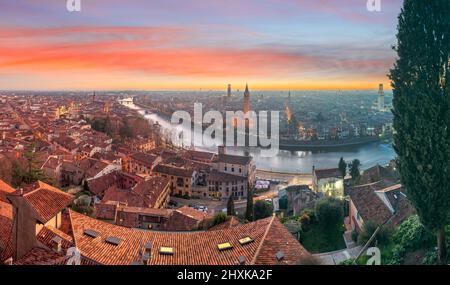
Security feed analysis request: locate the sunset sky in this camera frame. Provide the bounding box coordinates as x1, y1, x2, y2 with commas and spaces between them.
0, 0, 403, 91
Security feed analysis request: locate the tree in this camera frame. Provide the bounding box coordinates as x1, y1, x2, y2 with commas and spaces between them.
254, 200, 273, 220
226, 196, 235, 216
20, 144, 47, 186
245, 183, 254, 221
315, 197, 343, 231
212, 212, 227, 227
389, 0, 450, 264
349, 159, 361, 183
338, 157, 347, 178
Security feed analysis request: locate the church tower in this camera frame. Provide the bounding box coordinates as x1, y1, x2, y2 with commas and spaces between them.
243, 84, 250, 113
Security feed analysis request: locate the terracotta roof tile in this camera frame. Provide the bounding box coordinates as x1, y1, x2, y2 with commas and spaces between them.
69, 210, 309, 265
9, 181, 74, 223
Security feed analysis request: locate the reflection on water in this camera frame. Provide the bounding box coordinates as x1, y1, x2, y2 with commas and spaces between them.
130, 104, 396, 173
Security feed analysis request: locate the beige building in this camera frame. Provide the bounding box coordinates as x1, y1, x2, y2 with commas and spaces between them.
312, 167, 344, 198
153, 164, 197, 197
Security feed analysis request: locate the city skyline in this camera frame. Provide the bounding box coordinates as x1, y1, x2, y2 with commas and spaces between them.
0, 0, 402, 91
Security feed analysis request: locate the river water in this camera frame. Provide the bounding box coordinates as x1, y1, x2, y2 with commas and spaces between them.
128, 103, 396, 173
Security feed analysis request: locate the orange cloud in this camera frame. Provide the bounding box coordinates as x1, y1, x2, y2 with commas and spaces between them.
0, 26, 392, 90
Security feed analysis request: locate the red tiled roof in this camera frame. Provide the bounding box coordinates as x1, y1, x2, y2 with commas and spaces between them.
153, 164, 195, 178
8, 181, 74, 223
0, 180, 14, 262
175, 206, 210, 221
349, 182, 413, 226
314, 168, 343, 180
132, 177, 170, 208
214, 153, 252, 165
13, 247, 66, 265
69, 210, 310, 265
208, 169, 247, 183
208, 216, 241, 231
130, 152, 159, 167
0, 179, 15, 203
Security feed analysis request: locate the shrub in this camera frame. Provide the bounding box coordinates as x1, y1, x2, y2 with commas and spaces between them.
315, 197, 343, 230
351, 231, 358, 242
254, 200, 273, 220
212, 212, 227, 226
339, 259, 355, 265
299, 214, 311, 232
358, 220, 378, 245
384, 215, 435, 265
422, 249, 438, 265
300, 209, 316, 223
392, 215, 435, 251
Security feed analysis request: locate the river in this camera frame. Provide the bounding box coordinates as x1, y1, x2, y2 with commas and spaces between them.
127, 103, 396, 173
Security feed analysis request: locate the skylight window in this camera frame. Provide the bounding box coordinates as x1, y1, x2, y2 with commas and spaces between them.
83, 229, 100, 238
159, 246, 174, 255
238, 237, 253, 245
218, 242, 233, 251
105, 236, 121, 246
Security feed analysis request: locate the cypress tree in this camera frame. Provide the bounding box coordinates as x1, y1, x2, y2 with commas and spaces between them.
389, 0, 450, 264
227, 195, 235, 216
338, 157, 347, 178
245, 182, 254, 221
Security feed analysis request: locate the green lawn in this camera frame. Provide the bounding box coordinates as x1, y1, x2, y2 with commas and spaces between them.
300, 223, 346, 253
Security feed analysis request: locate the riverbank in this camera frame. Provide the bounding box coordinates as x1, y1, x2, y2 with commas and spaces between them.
126, 102, 397, 173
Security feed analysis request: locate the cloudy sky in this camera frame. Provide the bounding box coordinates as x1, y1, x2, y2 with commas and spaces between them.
0, 0, 403, 91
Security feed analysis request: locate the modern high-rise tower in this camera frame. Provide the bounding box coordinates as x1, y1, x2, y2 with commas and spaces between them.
227, 84, 232, 97
243, 84, 250, 113
378, 84, 385, 111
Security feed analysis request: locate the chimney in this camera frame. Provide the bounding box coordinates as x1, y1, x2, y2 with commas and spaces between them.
142, 252, 151, 265
238, 256, 246, 265
142, 242, 152, 265
7, 193, 40, 260
51, 236, 62, 253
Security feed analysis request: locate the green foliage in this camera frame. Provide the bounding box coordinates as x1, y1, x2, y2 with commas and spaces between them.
384, 215, 435, 265
339, 259, 356, 265
245, 185, 254, 221
338, 157, 347, 178
357, 221, 390, 246
11, 145, 48, 187
71, 203, 93, 217
351, 230, 358, 242
389, 0, 450, 262
315, 197, 343, 231
253, 200, 273, 220
91, 117, 108, 133
212, 212, 227, 226
299, 206, 346, 253
392, 215, 435, 251
226, 196, 235, 216
299, 213, 311, 232
300, 221, 346, 253
348, 159, 361, 182
422, 250, 438, 265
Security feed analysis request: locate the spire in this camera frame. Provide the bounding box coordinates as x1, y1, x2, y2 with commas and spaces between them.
243, 83, 250, 113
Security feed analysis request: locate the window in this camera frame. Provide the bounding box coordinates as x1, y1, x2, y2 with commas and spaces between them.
217, 242, 233, 251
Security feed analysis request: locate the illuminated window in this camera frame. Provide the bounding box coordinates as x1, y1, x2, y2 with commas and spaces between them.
159, 246, 174, 255
238, 237, 254, 245
218, 242, 233, 251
